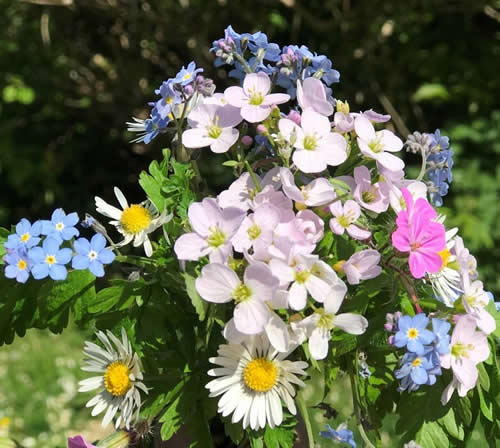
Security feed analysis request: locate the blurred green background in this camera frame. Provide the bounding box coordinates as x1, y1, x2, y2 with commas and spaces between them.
0, 0, 498, 445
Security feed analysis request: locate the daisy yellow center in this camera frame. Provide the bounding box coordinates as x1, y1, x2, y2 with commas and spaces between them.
439, 249, 450, 268
243, 358, 278, 392
120, 204, 152, 234
407, 328, 419, 339
207, 124, 222, 139
247, 224, 261, 240
248, 92, 264, 106
451, 343, 474, 359
17, 259, 27, 270
303, 135, 317, 151
104, 361, 132, 397
233, 284, 251, 304
295, 269, 310, 284
45, 255, 56, 265
411, 357, 422, 368
56, 222, 65, 231
207, 227, 226, 248
20, 233, 30, 243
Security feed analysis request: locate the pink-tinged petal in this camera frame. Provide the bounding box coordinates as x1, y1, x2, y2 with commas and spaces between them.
234, 300, 270, 334
353, 165, 372, 188
473, 309, 496, 335
418, 222, 446, 252
293, 149, 327, 173
453, 358, 478, 390
265, 313, 290, 353
224, 86, 248, 108
269, 258, 295, 285
308, 327, 330, 360
280, 168, 303, 202
324, 281, 347, 314
253, 203, 281, 230
243, 72, 271, 96
376, 151, 405, 172
305, 275, 332, 303
329, 200, 343, 217
188, 198, 222, 236
245, 262, 279, 302
413, 197, 437, 221
306, 178, 336, 205
440, 353, 452, 369
241, 105, 271, 123
195, 263, 240, 303
318, 134, 348, 166
232, 216, 253, 253
217, 104, 244, 128
400, 187, 414, 216
343, 264, 362, 285
354, 115, 376, 141
346, 225, 371, 240
278, 118, 301, 142
296, 80, 305, 109
210, 128, 239, 154
187, 104, 214, 127
220, 206, 247, 237
329, 218, 345, 235
262, 93, 290, 106
391, 229, 411, 252
357, 139, 377, 158
379, 129, 403, 152
333, 313, 369, 335
301, 108, 331, 136
182, 128, 212, 149
174, 232, 209, 260
288, 282, 308, 310
413, 247, 443, 275
468, 331, 490, 362
408, 252, 427, 278
209, 242, 233, 264
343, 200, 361, 220
223, 318, 246, 344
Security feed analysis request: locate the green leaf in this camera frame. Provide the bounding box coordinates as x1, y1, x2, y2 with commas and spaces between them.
139, 160, 167, 212
159, 393, 183, 440
0, 227, 9, 263
478, 362, 491, 392
224, 419, 244, 445
438, 407, 465, 441
249, 436, 264, 448
264, 426, 295, 448
415, 421, 450, 448
222, 160, 239, 167
183, 273, 208, 321
412, 83, 450, 102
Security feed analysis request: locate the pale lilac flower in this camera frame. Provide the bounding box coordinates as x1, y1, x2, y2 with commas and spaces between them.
195, 262, 279, 334
232, 203, 281, 253
270, 253, 346, 310
359, 109, 391, 123
292, 289, 368, 360
352, 166, 390, 213
279, 109, 347, 173
333, 111, 355, 133
329, 200, 371, 240
182, 103, 242, 153
174, 198, 245, 263
440, 315, 490, 404
454, 236, 478, 279
294, 210, 324, 244
389, 180, 428, 214
461, 271, 496, 335
343, 249, 382, 285
224, 72, 290, 122
252, 185, 294, 222
355, 116, 404, 171
287, 110, 302, 125
279, 168, 336, 206
296, 77, 333, 116
68, 435, 97, 448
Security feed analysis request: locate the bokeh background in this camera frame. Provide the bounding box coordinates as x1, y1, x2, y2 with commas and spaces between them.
0, 0, 498, 446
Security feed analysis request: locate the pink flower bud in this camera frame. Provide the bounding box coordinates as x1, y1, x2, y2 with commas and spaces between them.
287, 110, 301, 125
241, 135, 253, 146
256, 124, 267, 134
384, 323, 393, 332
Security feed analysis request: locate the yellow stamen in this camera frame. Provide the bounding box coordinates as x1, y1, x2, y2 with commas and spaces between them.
333, 260, 345, 273
45, 255, 56, 265
120, 204, 152, 234
407, 328, 418, 339
20, 233, 30, 243
438, 249, 450, 268
247, 224, 261, 240
243, 358, 278, 392
411, 358, 422, 367
104, 361, 132, 397
17, 259, 27, 270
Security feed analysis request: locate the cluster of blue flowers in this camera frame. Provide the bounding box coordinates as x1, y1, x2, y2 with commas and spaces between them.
3, 209, 115, 283
127, 61, 210, 144
387, 313, 451, 392
320, 423, 356, 447
425, 129, 454, 207
211, 25, 340, 98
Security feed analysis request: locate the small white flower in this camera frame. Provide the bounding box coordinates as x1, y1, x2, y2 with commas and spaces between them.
95, 187, 171, 257
206, 334, 308, 430
78, 328, 148, 429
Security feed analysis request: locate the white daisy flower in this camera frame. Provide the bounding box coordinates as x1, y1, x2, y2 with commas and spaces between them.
78, 328, 148, 429
95, 187, 171, 257
206, 334, 308, 430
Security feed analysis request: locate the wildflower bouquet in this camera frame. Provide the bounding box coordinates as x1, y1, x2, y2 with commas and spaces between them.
2, 26, 499, 448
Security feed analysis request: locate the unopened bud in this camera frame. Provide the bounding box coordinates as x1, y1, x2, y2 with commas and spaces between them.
287, 110, 301, 125
256, 124, 267, 134
336, 100, 350, 114
333, 260, 345, 273
241, 135, 253, 146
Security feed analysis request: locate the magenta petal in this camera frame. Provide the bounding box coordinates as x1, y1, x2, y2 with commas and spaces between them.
414, 197, 437, 221
420, 221, 446, 252
400, 188, 414, 216
408, 252, 426, 278
391, 228, 410, 252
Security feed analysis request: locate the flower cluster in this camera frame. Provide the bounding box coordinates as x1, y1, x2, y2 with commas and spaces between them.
3, 209, 115, 282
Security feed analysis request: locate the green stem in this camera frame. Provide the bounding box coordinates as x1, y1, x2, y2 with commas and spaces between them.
416, 148, 427, 181
244, 160, 262, 192
233, 52, 253, 74
349, 369, 376, 448
296, 394, 315, 448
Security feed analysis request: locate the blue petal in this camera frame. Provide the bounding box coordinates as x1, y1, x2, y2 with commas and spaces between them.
89, 260, 104, 277
98, 249, 115, 265
397, 316, 412, 332
51, 208, 66, 223
413, 313, 429, 330
61, 227, 79, 240
74, 238, 91, 255
17, 270, 30, 283
4, 234, 21, 249
411, 366, 428, 385
28, 247, 45, 263
419, 329, 436, 345
43, 237, 61, 254
64, 212, 79, 227
32, 263, 49, 279
49, 264, 67, 281
90, 233, 106, 252
393, 331, 408, 348
31, 220, 42, 236
407, 339, 424, 355
56, 248, 73, 265
16, 219, 30, 235
5, 265, 18, 279
72, 255, 90, 270
40, 220, 53, 235
26, 236, 41, 249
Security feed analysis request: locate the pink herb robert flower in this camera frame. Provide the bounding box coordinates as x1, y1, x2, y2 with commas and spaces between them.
391, 188, 446, 279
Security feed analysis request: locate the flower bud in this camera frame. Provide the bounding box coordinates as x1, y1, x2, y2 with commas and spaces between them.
241, 135, 253, 146
256, 124, 267, 134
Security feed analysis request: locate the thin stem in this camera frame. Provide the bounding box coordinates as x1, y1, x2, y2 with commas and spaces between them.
416, 148, 427, 181
296, 394, 314, 448
244, 160, 262, 192
232, 52, 253, 74
349, 370, 376, 448
385, 261, 423, 313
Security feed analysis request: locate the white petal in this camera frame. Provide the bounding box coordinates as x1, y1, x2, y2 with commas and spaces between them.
333, 313, 368, 335
196, 263, 240, 303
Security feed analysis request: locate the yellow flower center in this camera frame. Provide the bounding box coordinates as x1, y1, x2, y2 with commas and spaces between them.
336, 100, 350, 114
333, 260, 345, 273
247, 224, 261, 240
411, 357, 422, 368
303, 135, 317, 151
20, 233, 30, 243
295, 269, 310, 284
45, 255, 56, 265
183, 73, 192, 81
248, 91, 264, 106
337, 215, 351, 228
207, 124, 222, 139
362, 188, 376, 203
368, 137, 383, 153
243, 358, 278, 392
55, 222, 65, 231
206, 227, 226, 248
120, 204, 152, 234
407, 328, 419, 339
104, 361, 132, 397
438, 249, 450, 268
17, 259, 27, 270
166, 96, 174, 105
317, 309, 334, 330
233, 284, 251, 304
451, 343, 474, 359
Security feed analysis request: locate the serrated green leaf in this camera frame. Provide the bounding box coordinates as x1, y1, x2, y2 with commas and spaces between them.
264, 426, 295, 448
183, 273, 207, 321
249, 436, 264, 448
139, 160, 167, 212
159, 393, 183, 441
